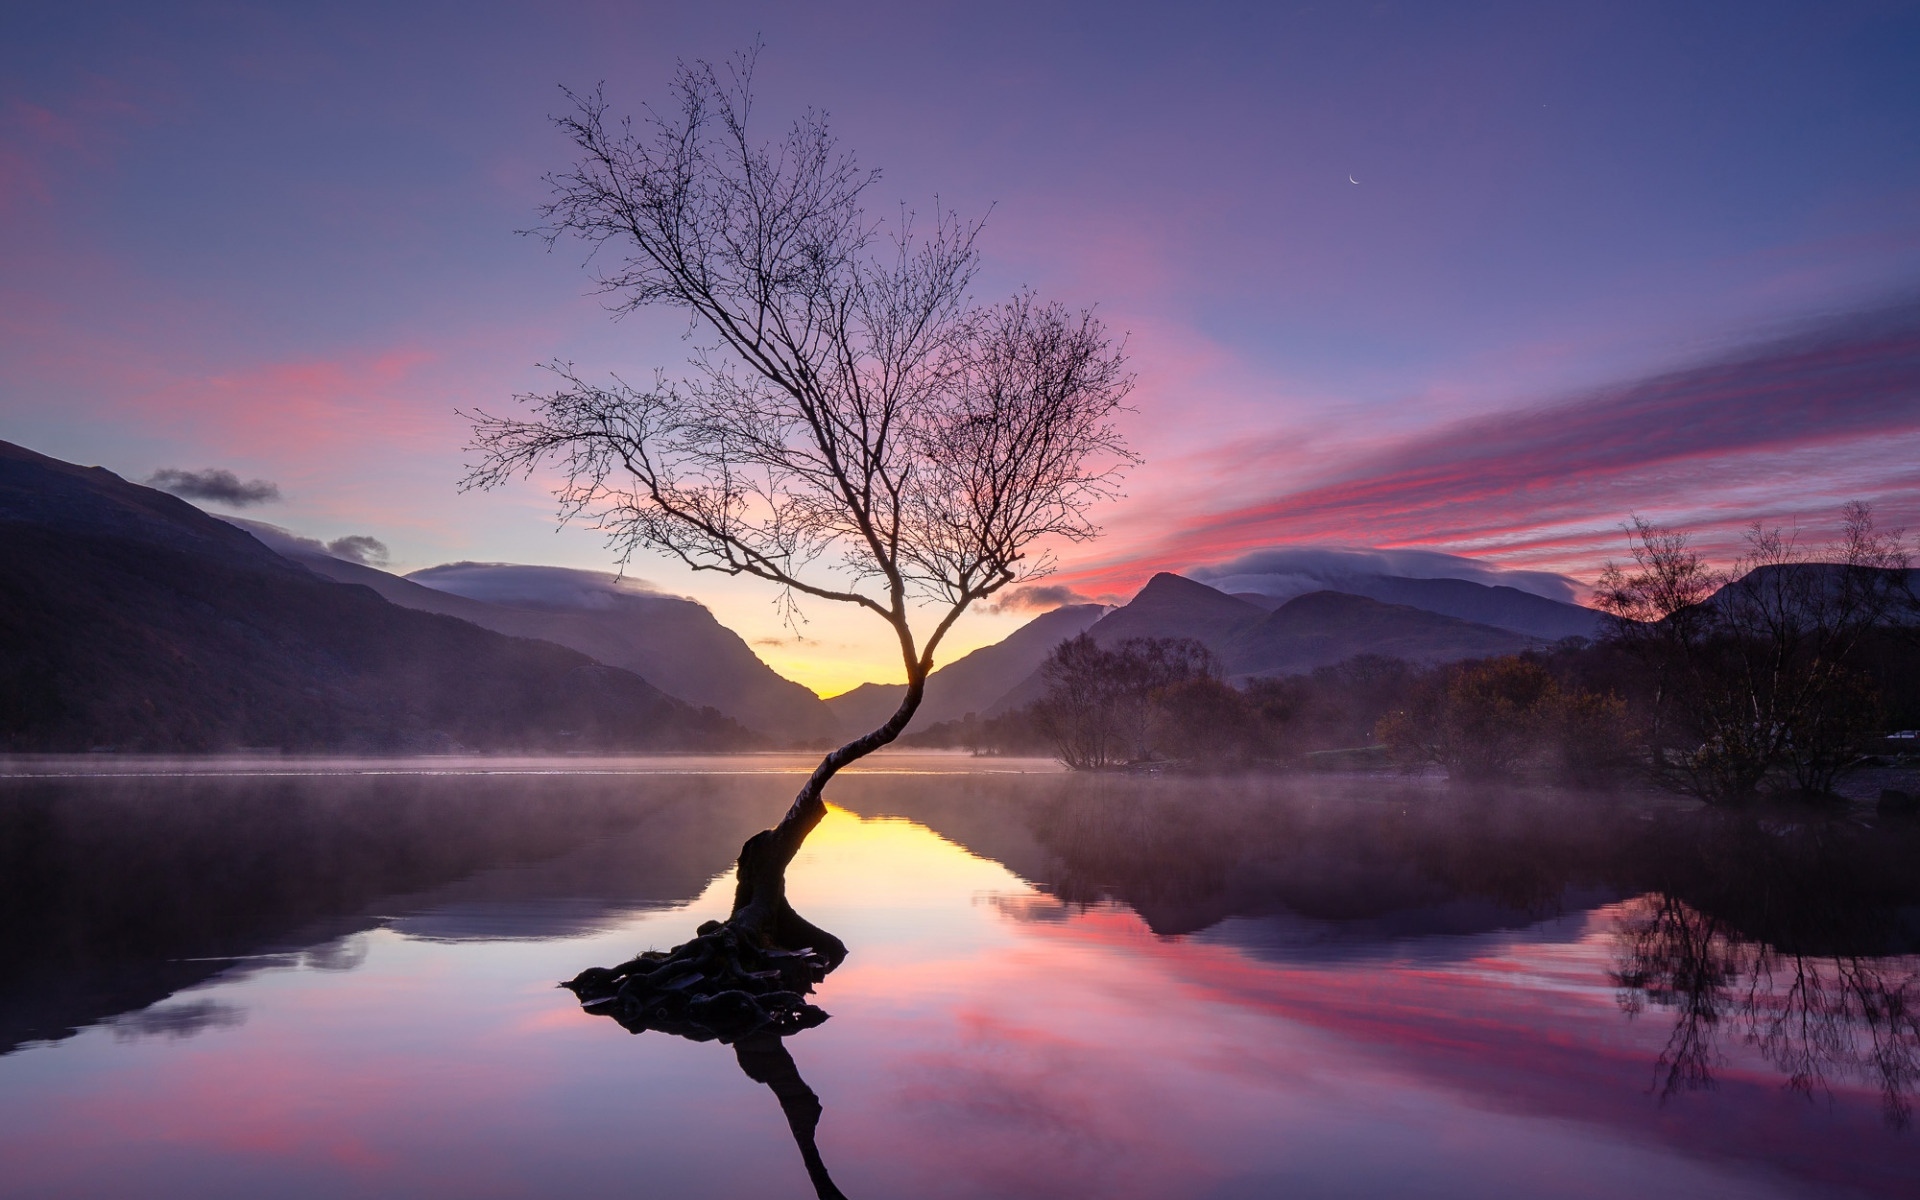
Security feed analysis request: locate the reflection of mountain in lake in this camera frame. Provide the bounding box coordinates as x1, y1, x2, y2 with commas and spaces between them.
828, 772, 1920, 963
0, 769, 795, 1053
10, 758, 1920, 1130
1193, 904, 1601, 966
0, 441, 751, 752
829, 774, 1622, 942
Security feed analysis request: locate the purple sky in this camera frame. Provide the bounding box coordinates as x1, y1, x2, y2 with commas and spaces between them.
4, 2, 1919, 690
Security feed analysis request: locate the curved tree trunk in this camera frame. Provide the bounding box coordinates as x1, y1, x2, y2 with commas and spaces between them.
560, 659, 931, 1046
727, 673, 927, 963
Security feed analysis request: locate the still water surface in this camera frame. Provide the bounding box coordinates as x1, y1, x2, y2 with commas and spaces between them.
1, 755, 1916, 1198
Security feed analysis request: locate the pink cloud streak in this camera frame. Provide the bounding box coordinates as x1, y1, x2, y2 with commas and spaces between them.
1057, 298, 1920, 593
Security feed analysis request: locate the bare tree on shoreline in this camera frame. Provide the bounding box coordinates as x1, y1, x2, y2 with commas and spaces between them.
464, 51, 1133, 961
1594, 504, 1911, 801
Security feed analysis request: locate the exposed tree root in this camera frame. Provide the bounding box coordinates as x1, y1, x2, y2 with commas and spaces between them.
562, 908, 854, 1197
562, 918, 841, 1043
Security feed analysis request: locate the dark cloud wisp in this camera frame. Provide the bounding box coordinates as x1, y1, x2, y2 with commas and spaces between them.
147, 467, 281, 507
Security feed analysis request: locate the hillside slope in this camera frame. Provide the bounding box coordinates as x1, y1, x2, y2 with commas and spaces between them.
1226, 590, 1540, 676
989, 573, 1543, 713
251, 546, 837, 743
1233, 574, 1598, 640
0, 441, 750, 752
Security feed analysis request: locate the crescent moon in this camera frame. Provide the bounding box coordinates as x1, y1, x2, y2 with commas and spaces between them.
1348, 174, 1360, 185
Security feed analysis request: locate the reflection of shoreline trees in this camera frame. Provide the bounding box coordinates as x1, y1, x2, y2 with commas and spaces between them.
851, 772, 1920, 1120
1602, 808, 1920, 1125
1613, 895, 1920, 1127
969, 775, 1636, 936
0, 771, 773, 1055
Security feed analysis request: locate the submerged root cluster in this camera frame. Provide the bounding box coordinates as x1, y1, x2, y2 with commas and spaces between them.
561, 920, 834, 1043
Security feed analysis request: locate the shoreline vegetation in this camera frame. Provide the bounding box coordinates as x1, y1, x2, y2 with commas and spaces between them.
908, 506, 1920, 808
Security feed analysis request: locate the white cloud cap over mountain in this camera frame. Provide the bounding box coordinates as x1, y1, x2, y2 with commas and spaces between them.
406, 563, 681, 610
1189, 546, 1581, 605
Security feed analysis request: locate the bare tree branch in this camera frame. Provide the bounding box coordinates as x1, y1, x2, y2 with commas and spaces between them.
462, 52, 1135, 943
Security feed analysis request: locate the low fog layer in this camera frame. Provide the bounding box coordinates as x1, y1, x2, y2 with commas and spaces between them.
1190, 546, 1583, 605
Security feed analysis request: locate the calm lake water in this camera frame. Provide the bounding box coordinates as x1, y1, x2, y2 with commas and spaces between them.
2, 754, 1917, 1199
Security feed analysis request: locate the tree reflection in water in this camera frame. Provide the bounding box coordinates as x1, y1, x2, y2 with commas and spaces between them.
734, 1032, 848, 1200
1613, 890, 1920, 1127
562, 925, 850, 1200
846, 773, 1920, 1131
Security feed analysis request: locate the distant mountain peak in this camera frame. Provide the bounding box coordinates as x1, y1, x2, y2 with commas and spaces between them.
1128, 572, 1265, 615
823, 601, 1109, 733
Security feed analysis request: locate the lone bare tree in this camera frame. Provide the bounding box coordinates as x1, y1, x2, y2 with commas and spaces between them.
464, 53, 1133, 979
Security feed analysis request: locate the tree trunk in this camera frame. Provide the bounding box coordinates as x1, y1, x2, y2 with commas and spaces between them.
726, 673, 927, 962
560, 666, 928, 1044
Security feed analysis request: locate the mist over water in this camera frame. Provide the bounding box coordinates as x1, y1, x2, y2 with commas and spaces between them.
1, 756, 1915, 1198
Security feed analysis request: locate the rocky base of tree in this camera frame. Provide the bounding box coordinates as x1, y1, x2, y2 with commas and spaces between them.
561, 920, 838, 1043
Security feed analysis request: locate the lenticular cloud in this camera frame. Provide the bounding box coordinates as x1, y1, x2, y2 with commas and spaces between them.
1189, 546, 1582, 603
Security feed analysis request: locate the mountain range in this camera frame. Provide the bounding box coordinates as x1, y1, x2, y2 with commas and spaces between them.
2, 437, 1607, 752
240, 533, 838, 743
0, 441, 749, 753
981, 573, 1552, 716
829, 571, 1592, 735
1229, 574, 1600, 640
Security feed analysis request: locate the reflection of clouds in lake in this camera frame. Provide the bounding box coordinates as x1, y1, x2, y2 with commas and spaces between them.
981, 893, 1078, 924
300, 935, 369, 973
957, 895, 1915, 1195
113, 999, 246, 1042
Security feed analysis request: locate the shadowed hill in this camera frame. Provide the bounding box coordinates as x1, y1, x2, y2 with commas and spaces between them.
1226, 590, 1540, 676
253, 547, 838, 743
1349, 576, 1600, 640
1233, 574, 1601, 640
0, 440, 751, 752
990, 573, 1543, 713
